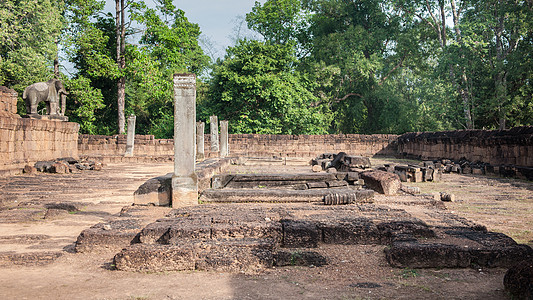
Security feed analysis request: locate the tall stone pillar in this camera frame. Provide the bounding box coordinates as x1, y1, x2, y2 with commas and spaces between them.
172, 73, 198, 208
210, 115, 219, 154
220, 120, 229, 157
196, 121, 205, 160
124, 114, 136, 157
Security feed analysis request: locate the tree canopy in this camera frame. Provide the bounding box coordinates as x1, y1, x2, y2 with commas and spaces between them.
0, 0, 531, 135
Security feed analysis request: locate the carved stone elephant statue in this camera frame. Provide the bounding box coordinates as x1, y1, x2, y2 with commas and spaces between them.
23, 79, 69, 116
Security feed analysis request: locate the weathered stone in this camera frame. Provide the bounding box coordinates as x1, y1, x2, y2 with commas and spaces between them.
172, 74, 198, 208
326, 180, 348, 188
326, 167, 337, 173
311, 165, 322, 172
360, 170, 401, 195
196, 122, 205, 160
323, 193, 357, 205
124, 114, 136, 157
23, 165, 36, 174
220, 120, 229, 157
134, 173, 172, 206
34, 161, 54, 172
211, 174, 234, 189
43, 208, 69, 220
401, 186, 421, 195
504, 260, 533, 300
281, 219, 320, 248
440, 192, 456, 202
386, 241, 533, 269
274, 250, 328, 267
210, 115, 219, 152
50, 162, 69, 173
346, 172, 359, 181
199, 188, 373, 204
344, 155, 371, 168
76, 219, 144, 253
306, 181, 328, 189
319, 219, 381, 245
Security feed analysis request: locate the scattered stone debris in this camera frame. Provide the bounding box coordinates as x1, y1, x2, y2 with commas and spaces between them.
27, 157, 103, 174
312, 152, 372, 172
400, 186, 420, 195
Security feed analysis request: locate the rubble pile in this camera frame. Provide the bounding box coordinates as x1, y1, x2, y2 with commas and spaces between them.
24, 157, 104, 174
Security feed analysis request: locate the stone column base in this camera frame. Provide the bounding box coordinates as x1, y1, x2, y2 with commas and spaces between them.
171, 175, 198, 208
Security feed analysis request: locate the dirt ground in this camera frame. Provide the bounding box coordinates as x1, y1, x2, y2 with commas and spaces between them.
0, 158, 531, 300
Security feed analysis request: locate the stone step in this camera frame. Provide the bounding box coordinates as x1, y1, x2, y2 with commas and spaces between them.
114, 238, 275, 273
385, 230, 533, 268
199, 188, 374, 203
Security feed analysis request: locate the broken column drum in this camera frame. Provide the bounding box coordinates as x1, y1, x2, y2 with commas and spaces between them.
210, 115, 219, 153
124, 114, 136, 157
196, 121, 205, 160
220, 120, 229, 158
172, 74, 198, 208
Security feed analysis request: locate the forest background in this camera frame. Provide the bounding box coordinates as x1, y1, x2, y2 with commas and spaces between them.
1, 0, 532, 137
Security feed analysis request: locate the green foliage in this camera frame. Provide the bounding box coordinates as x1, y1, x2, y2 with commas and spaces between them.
0, 0, 64, 106
246, 0, 309, 46
63, 75, 105, 134
204, 40, 331, 134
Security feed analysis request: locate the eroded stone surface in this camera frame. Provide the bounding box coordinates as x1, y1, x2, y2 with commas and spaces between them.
360, 170, 401, 195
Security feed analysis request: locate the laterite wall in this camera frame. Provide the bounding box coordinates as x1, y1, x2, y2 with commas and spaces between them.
0, 86, 80, 175
397, 127, 533, 167
78, 133, 399, 159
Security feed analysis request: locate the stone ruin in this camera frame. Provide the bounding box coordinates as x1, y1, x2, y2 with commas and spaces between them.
72, 74, 533, 280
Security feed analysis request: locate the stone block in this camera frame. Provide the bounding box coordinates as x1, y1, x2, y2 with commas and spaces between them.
360, 170, 401, 195
133, 173, 172, 206
281, 219, 319, 248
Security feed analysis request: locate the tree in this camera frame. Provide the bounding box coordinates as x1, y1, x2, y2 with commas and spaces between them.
116, 0, 126, 133
204, 40, 331, 134
0, 0, 64, 107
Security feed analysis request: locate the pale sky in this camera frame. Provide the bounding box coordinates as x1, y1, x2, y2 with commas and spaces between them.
104, 0, 265, 59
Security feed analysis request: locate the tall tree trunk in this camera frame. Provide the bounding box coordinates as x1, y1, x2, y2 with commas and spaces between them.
116, 0, 126, 134
450, 0, 473, 129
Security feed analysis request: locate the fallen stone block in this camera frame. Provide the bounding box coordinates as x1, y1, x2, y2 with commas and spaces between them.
361, 171, 401, 195
133, 173, 172, 206
34, 161, 54, 172
23, 165, 36, 174
440, 192, 456, 202
311, 165, 322, 172
75, 219, 144, 253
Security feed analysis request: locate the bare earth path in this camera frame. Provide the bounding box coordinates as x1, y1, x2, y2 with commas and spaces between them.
0, 159, 531, 299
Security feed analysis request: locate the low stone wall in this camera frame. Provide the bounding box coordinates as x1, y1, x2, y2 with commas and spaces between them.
78, 134, 174, 157
397, 127, 533, 167
78, 133, 399, 159
0, 86, 18, 117
0, 87, 80, 175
